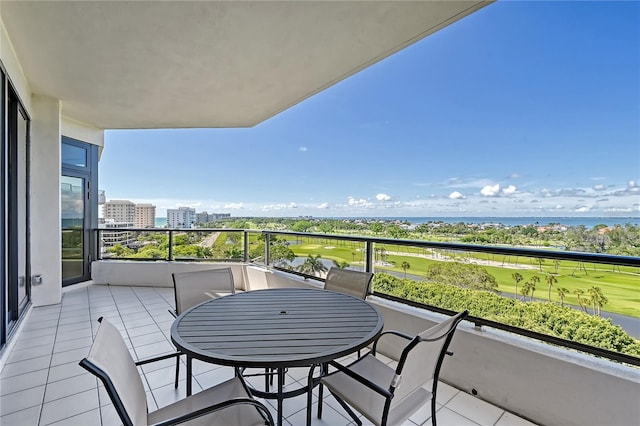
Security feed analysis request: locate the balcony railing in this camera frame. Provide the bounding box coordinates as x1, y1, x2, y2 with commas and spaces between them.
94, 227, 640, 366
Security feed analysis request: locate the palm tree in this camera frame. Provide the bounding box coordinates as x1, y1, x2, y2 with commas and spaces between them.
587, 286, 608, 316
545, 274, 558, 302
511, 272, 523, 300
521, 281, 532, 300
297, 254, 327, 276
529, 275, 540, 301
574, 289, 588, 313
401, 261, 411, 278
557, 287, 569, 307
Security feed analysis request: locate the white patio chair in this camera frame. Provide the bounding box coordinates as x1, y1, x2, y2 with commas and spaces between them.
170, 267, 235, 389
80, 317, 274, 426
307, 310, 469, 426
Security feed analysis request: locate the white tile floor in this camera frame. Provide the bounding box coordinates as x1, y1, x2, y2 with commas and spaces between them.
0, 284, 537, 426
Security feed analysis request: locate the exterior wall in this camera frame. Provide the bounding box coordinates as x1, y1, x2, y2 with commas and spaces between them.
91, 261, 249, 291
29, 96, 62, 305
61, 117, 104, 151
0, 17, 31, 112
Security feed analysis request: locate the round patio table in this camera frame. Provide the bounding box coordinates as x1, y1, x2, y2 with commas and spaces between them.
171, 287, 383, 426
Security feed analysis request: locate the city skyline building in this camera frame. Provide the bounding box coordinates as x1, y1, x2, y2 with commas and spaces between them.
135, 203, 156, 228
102, 199, 135, 223
167, 207, 196, 229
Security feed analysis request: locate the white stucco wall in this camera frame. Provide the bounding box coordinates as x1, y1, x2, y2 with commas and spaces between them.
0, 15, 31, 112
61, 116, 104, 153
29, 96, 62, 306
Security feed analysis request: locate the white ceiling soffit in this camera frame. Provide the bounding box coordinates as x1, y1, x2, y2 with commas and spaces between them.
2, 1, 492, 129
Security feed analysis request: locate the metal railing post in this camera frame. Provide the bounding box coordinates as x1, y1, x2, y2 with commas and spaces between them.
168, 230, 174, 261
365, 241, 374, 273
244, 231, 249, 263
265, 233, 271, 266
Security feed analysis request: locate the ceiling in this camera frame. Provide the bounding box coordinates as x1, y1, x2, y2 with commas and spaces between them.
1, 1, 492, 129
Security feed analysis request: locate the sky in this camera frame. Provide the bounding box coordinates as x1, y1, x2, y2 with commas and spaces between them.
100, 1, 640, 219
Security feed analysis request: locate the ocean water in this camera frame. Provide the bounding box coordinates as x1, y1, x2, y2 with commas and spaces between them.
155, 216, 639, 228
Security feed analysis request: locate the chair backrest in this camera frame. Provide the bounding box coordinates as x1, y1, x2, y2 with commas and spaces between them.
324, 267, 373, 300
391, 310, 468, 406
172, 267, 235, 315
79, 318, 147, 426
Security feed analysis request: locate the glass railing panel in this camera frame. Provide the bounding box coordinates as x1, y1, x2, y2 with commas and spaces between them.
171, 230, 242, 261
265, 233, 367, 278
370, 243, 640, 362
99, 230, 170, 260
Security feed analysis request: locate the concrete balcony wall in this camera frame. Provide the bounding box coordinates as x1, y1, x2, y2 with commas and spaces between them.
90, 261, 320, 292
91, 261, 250, 290
370, 297, 640, 426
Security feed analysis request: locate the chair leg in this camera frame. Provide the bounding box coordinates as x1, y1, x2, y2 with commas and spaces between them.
316, 363, 328, 419
174, 354, 180, 388
431, 396, 437, 426
330, 389, 362, 426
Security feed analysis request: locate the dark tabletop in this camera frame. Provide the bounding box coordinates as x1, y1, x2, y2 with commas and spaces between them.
171, 287, 383, 368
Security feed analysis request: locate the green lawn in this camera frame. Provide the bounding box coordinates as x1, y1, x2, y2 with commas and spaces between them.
286, 240, 640, 318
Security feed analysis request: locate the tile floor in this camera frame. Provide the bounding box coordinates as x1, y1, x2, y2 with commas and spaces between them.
0, 284, 537, 426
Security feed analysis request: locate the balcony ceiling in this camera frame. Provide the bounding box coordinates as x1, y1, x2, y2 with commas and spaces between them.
1, 1, 491, 129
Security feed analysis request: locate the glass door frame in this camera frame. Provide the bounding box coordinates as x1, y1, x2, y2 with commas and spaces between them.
61, 136, 98, 286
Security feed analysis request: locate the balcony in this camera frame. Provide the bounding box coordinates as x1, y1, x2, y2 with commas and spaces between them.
2, 251, 638, 425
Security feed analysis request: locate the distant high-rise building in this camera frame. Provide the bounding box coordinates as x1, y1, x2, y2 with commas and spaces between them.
135, 204, 156, 228
100, 219, 136, 249
167, 207, 196, 229
103, 200, 135, 223
196, 211, 210, 224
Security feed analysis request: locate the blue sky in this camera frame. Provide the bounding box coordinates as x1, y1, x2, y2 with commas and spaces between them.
100, 1, 640, 218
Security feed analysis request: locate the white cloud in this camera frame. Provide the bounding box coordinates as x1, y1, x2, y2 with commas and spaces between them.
299, 146, 308, 152
628, 180, 639, 191
376, 193, 391, 201
481, 184, 500, 197
317, 202, 329, 209
260, 202, 298, 211
449, 191, 464, 199
574, 206, 592, 213
348, 196, 371, 207
509, 173, 521, 179
502, 185, 517, 196
605, 207, 633, 213
224, 203, 244, 209
593, 184, 606, 191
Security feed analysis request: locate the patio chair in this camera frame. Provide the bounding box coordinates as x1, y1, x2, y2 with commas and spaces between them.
323, 267, 373, 358
79, 317, 274, 426
170, 267, 235, 389
324, 267, 373, 300
307, 310, 469, 426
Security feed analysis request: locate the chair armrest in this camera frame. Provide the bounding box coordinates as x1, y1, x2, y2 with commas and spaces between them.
325, 360, 393, 399
150, 397, 274, 426
135, 352, 180, 366
372, 329, 413, 354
